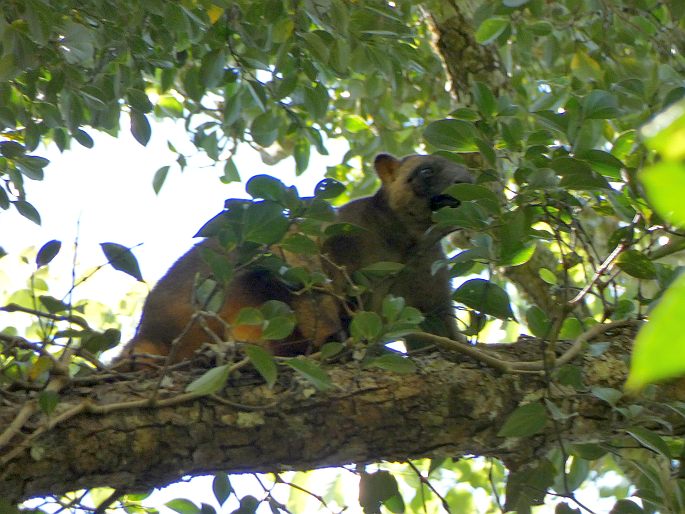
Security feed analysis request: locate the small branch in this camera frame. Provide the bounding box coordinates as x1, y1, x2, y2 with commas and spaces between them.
406, 460, 451, 514
555, 319, 639, 368
568, 242, 626, 306
0, 303, 90, 330
408, 319, 639, 374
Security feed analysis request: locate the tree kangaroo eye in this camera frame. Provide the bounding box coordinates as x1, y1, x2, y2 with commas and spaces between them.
418, 166, 434, 178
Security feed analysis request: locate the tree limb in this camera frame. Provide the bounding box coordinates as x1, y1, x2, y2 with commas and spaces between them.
2, 326, 681, 504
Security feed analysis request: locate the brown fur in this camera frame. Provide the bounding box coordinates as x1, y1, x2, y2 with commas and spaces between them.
116, 237, 341, 368
117, 153, 472, 367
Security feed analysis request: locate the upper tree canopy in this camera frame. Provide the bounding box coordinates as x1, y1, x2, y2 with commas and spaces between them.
2, 1, 685, 513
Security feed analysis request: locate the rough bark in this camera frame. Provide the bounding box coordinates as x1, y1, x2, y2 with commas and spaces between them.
2, 326, 681, 504
428, 1, 506, 101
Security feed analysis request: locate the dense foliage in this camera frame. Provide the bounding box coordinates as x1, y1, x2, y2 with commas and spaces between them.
2, 0, 685, 513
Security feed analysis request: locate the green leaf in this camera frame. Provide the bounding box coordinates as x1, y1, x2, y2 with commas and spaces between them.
382, 295, 405, 323
498, 402, 547, 437
14, 200, 41, 225
243, 201, 289, 245
221, 158, 240, 184
359, 471, 403, 514
625, 426, 672, 459
526, 305, 551, 338
642, 102, 685, 160
570, 443, 607, 461
285, 357, 332, 390
627, 273, 685, 390
504, 459, 555, 510
201, 49, 226, 89
245, 345, 277, 388
16, 155, 49, 179
453, 279, 514, 320
130, 110, 151, 146
556, 502, 581, 514
475, 17, 509, 45
39, 295, 71, 314
343, 114, 368, 133
166, 498, 201, 514
319, 342, 344, 359
472, 81, 496, 117
350, 311, 383, 341
251, 110, 280, 147
591, 386, 622, 406
615, 250, 656, 280
443, 183, 500, 214
245, 175, 289, 202
100, 242, 143, 281
433, 202, 489, 230
303, 84, 329, 119
127, 88, 154, 113
366, 353, 417, 374
579, 149, 624, 180
640, 161, 685, 228
185, 365, 230, 395
583, 90, 619, 119
38, 390, 59, 416
0, 141, 26, 158
314, 178, 345, 199
73, 129, 94, 148
153, 165, 170, 194
424, 119, 479, 152
261, 316, 296, 340
280, 233, 318, 255
212, 473, 232, 506
36, 239, 61, 268
233, 307, 263, 326
551, 157, 611, 190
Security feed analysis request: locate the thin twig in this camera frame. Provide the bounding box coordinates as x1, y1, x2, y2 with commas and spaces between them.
406, 460, 451, 513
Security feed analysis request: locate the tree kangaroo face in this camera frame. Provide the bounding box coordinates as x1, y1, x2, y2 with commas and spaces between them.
375, 153, 474, 234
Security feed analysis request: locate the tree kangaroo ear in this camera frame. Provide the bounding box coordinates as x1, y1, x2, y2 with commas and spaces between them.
374, 154, 401, 184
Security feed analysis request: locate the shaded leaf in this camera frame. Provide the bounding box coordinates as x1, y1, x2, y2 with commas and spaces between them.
285, 357, 332, 390
185, 365, 230, 395
36, 240, 61, 268
453, 279, 514, 320
626, 426, 672, 459
212, 473, 232, 506
350, 311, 383, 341
245, 345, 277, 388
616, 250, 656, 280
130, 110, 151, 146
366, 353, 416, 374
100, 242, 143, 281
498, 402, 547, 437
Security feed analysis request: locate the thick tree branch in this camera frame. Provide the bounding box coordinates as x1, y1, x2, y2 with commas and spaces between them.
2, 326, 681, 504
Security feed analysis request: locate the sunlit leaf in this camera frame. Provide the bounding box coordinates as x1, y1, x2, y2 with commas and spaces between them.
475, 17, 509, 45
640, 161, 685, 229
627, 273, 685, 390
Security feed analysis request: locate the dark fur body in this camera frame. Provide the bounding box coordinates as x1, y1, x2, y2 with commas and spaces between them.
324, 154, 473, 340
118, 154, 472, 366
